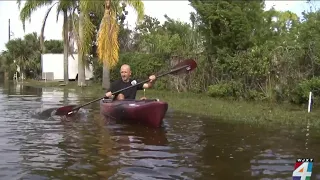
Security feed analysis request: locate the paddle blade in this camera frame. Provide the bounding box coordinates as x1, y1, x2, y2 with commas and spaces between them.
55, 105, 77, 116
171, 59, 197, 75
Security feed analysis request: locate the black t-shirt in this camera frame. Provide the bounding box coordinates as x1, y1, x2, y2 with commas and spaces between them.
108, 78, 144, 100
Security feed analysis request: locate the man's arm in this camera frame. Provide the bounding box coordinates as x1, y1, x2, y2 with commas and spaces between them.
142, 75, 156, 89
105, 80, 117, 98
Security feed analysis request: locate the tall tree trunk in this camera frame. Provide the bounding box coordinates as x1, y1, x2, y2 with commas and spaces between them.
20, 69, 25, 81
4, 71, 9, 80
63, 10, 69, 84
78, 10, 86, 87
102, 63, 110, 89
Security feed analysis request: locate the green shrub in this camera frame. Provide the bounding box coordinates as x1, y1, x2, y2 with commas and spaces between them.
291, 77, 320, 104
245, 89, 264, 101
109, 52, 166, 80
207, 83, 232, 97
92, 52, 167, 84
207, 80, 244, 99
207, 80, 267, 101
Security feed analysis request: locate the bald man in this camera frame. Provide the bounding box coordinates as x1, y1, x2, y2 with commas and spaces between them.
105, 64, 156, 100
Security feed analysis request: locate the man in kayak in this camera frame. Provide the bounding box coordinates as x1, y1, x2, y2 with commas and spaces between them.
105, 64, 156, 100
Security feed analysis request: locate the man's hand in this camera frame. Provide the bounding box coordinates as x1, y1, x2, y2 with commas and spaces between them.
143, 75, 156, 89
140, 96, 147, 100
149, 75, 156, 83
105, 91, 113, 98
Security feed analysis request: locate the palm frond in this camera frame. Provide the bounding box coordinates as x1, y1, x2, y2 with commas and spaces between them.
19, 0, 52, 31
78, 1, 96, 69
40, 2, 58, 53
70, 8, 80, 52
55, 0, 70, 22
56, 4, 62, 22
82, 14, 95, 69
123, 0, 144, 23
16, 0, 22, 9
97, 9, 120, 69
111, 0, 121, 14
68, 11, 77, 57
82, 15, 95, 56
56, 0, 77, 22
90, 0, 105, 17
80, 0, 105, 19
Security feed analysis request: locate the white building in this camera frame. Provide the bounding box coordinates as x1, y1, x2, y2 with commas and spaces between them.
41, 53, 93, 81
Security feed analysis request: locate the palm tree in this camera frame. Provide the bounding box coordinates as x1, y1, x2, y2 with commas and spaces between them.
73, 0, 144, 88
17, 0, 75, 84
0, 51, 16, 79
72, 1, 100, 86
4, 33, 42, 80
97, 0, 145, 89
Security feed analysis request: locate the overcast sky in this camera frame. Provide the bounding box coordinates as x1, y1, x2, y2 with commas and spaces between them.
0, 1, 318, 52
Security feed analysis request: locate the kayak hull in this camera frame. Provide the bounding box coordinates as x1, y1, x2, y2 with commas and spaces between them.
100, 99, 168, 128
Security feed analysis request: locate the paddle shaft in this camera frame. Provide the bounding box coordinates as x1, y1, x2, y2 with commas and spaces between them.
70, 64, 189, 111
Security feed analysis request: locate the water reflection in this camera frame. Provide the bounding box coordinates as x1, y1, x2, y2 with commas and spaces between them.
200, 119, 320, 179
0, 82, 319, 179
107, 113, 205, 180
41, 87, 79, 107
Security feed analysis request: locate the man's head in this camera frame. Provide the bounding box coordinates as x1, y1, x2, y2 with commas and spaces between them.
120, 64, 131, 82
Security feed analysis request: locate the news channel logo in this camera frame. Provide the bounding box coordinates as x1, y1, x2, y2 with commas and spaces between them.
292, 158, 313, 180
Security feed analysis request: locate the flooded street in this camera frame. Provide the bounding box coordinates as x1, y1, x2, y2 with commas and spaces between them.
0, 82, 319, 180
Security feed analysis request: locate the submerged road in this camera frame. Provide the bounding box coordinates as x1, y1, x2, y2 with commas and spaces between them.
0, 82, 319, 179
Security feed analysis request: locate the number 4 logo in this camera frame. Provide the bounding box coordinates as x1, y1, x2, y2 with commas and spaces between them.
293, 162, 312, 180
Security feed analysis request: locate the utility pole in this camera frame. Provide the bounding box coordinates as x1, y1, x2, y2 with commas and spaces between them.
8, 19, 10, 41
4, 19, 11, 81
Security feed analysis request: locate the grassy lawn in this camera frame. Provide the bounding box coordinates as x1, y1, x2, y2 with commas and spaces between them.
20, 79, 320, 127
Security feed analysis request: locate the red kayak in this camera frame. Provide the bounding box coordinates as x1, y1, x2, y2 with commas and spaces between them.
100, 99, 168, 128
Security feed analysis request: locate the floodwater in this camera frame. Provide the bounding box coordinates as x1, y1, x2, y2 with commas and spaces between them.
0, 82, 319, 180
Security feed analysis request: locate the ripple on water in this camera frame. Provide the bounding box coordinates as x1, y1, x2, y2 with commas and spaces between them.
104, 115, 205, 180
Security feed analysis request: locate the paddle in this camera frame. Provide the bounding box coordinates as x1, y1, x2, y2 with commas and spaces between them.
54, 59, 197, 116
